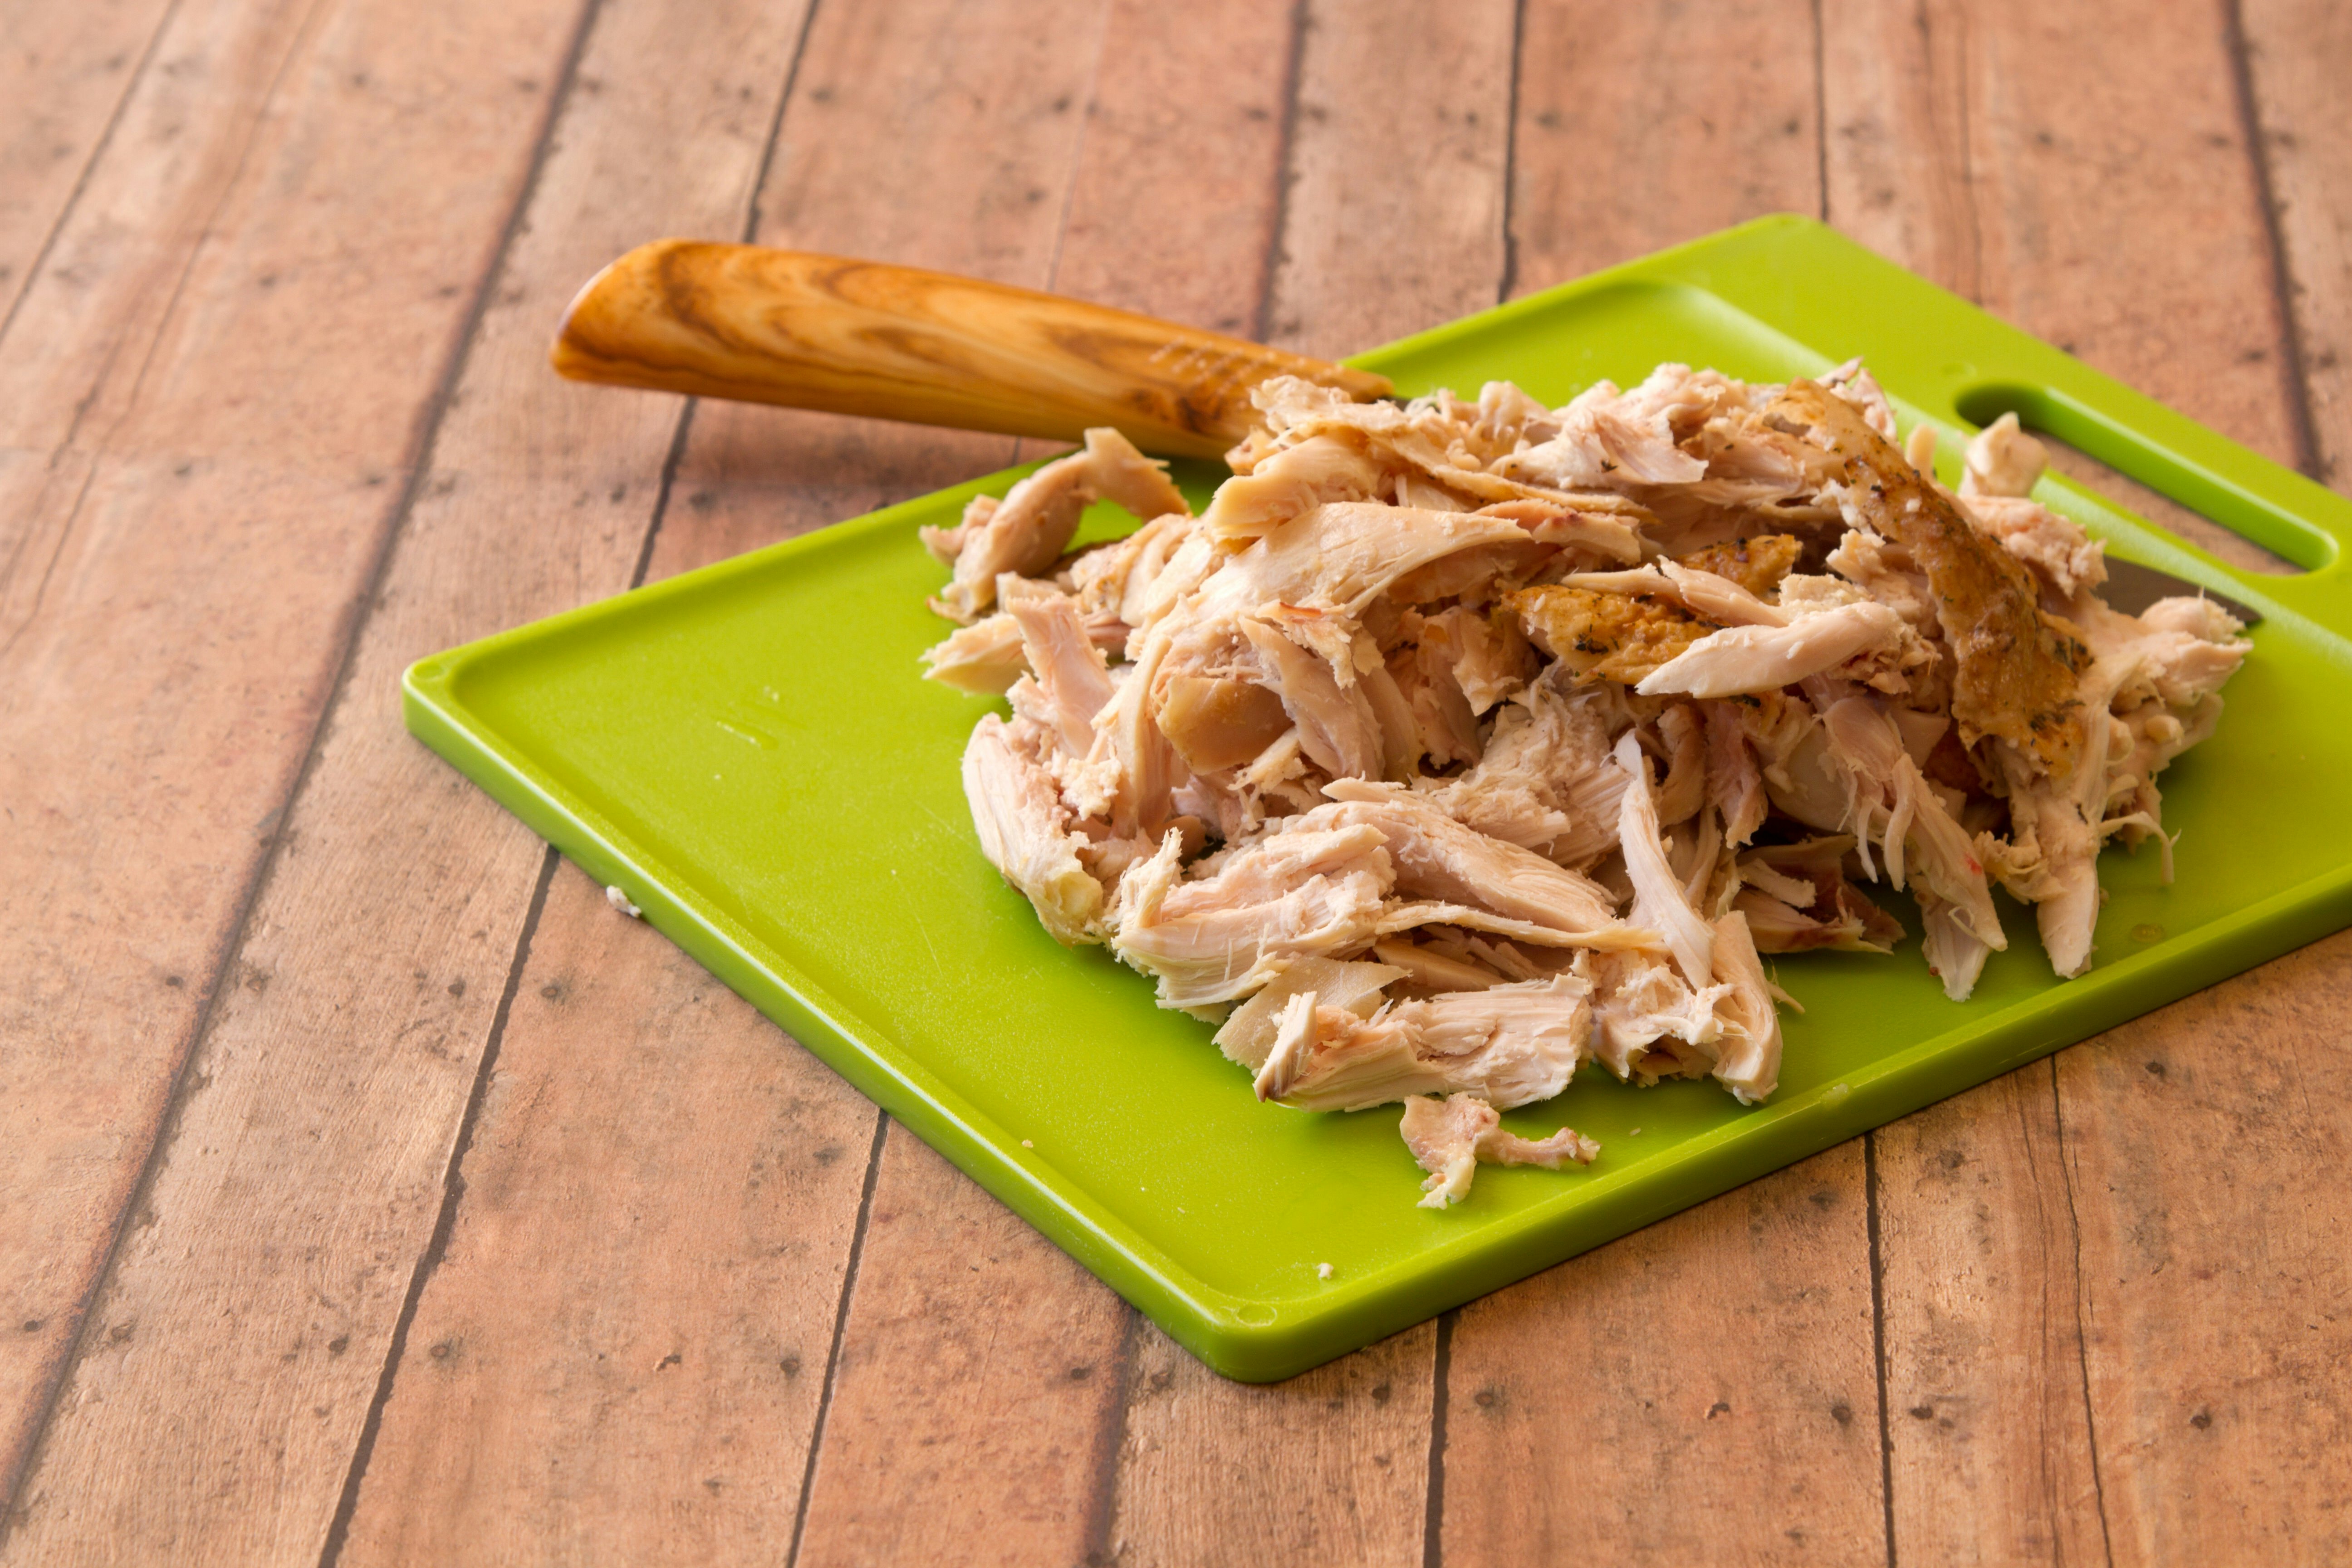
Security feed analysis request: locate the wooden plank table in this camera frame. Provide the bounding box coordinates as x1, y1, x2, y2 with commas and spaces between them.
3, 0, 2347, 1560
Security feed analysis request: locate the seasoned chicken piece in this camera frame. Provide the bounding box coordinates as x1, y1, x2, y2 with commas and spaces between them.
1398, 1093, 1599, 1210
1990, 594, 2249, 978
1154, 668, 1291, 776
1387, 637, 1483, 769
1509, 584, 1711, 685
1965, 495, 2108, 602
1008, 595, 1117, 757
1372, 936, 1510, 992
1613, 733, 1713, 988
1566, 563, 1788, 628
1702, 701, 1768, 848
1240, 376, 1661, 519
1578, 947, 1727, 1084
1476, 498, 1647, 564
1239, 615, 1387, 782
922, 602, 1133, 701
1489, 376, 1708, 490
1084, 628, 1178, 839
928, 428, 1187, 623
1255, 974, 1594, 1112
1069, 511, 1196, 628
1652, 703, 1707, 826
1764, 382, 2087, 778
1678, 533, 1802, 597
1637, 599, 1910, 699
962, 716, 1106, 946
921, 612, 1031, 695
1812, 695, 2007, 998
1203, 502, 1534, 618
1416, 604, 1537, 713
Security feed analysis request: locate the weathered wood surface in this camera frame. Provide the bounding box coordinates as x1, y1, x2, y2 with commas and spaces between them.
0, 0, 590, 1523
1821, 4, 2352, 1563
2, 0, 2348, 1563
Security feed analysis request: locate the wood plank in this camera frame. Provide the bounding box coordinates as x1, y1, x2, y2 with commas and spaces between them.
1507, 0, 1823, 295
1820, 2, 2346, 1558
792, 1137, 1132, 1568
1822, 0, 2303, 466
0, 0, 177, 325
1049, 0, 1295, 336
1870, 1068, 2105, 1563
1437, 1149, 1886, 1564
341, 0, 1133, 1559
0, 0, 588, 1521
0, 0, 806, 1551
2241, 0, 2352, 485
1433, 8, 1888, 1563
333, 865, 876, 1563
1261, 0, 1518, 360
1109, 1323, 1437, 1567
2055, 933, 2352, 1560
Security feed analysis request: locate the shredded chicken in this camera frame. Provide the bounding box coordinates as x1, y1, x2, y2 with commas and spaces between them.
926, 365, 2250, 1206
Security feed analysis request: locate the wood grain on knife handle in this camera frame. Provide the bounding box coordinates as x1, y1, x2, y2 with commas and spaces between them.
551, 240, 1394, 461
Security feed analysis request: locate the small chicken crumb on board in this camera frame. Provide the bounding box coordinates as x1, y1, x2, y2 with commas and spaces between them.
921, 366, 2249, 1207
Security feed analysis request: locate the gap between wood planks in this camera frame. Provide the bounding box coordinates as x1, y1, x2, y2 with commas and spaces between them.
317, 0, 824, 1556
0, 0, 186, 346
317, 846, 559, 1568
0, 0, 608, 1529
2223, 0, 2325, 481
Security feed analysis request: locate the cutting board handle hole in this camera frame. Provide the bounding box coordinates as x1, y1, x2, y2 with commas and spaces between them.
1954, 384, 2319, 574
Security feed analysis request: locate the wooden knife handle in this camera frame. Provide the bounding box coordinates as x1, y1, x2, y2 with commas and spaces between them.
551, 240, 1392, 461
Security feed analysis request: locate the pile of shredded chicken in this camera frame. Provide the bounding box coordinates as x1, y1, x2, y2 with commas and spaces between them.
918, 363, 2250, 1209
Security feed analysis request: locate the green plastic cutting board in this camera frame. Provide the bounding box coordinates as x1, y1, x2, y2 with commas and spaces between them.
404, 216, 2352, 1382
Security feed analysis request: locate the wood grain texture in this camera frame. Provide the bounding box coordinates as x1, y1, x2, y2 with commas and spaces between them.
554, 240, 1386, 458
0, 0, 584, 1521
2055, 936, 2352, 1561
1822, 2, 2347, 1559
354, 2, 1151, 1563
1261, 0, 1519, 360
1436, 1148, 1886, 1565
1050, 0, 1298, 336
0, 0, 176, 325
1107, 1323, 1437, 1568
2240, 0, 2352, 486
651, 0, 1111, 577
1823, 0, 2303, 467
793, 1135, 1132, 1568
0, 0, 827, 1556
1872, 1068, 2106, 1565
1508, 0, 1821, 294
337, 866, 875, 1564
3, 0, 2346, 1558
